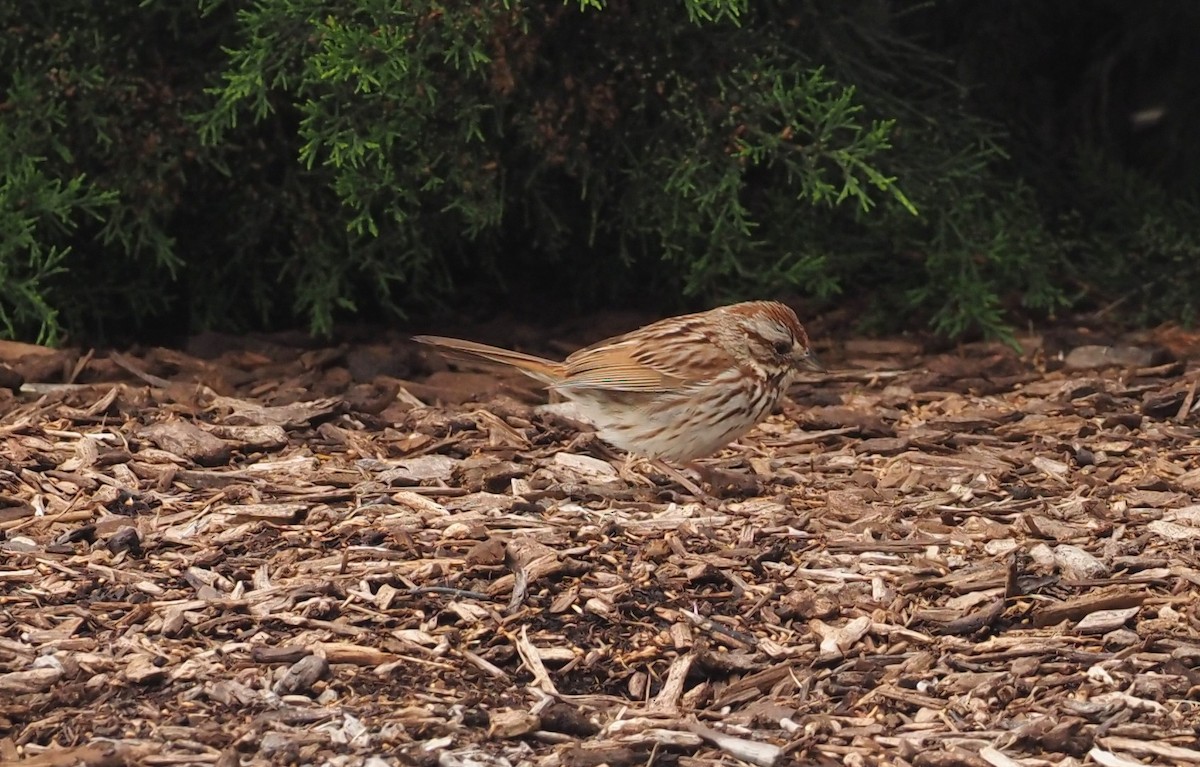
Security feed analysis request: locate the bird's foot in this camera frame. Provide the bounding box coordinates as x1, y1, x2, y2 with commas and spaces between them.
687, 462, 762, 499
621, 456, 711, 501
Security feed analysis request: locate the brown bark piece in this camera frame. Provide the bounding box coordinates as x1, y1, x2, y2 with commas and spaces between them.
1, 326, 1198, 766
140, 420, 232, 466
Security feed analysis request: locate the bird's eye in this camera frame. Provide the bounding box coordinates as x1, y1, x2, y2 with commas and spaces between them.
772, 339, 791, 356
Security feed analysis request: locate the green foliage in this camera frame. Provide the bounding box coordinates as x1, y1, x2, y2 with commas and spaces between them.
192, 0, 932, 334
918, 0, 1200, 332
0, 1, 222, 341
0, 73, 116, 344
0, 142, 110, 344
196, 0, 506, 335
3, 0, 1190, 344
1060, 149, 1200, 325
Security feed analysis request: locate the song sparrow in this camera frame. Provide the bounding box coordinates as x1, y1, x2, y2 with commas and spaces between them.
415, 301, 820, 462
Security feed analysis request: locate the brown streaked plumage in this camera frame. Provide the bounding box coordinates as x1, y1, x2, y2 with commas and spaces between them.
415, 301, 819, 462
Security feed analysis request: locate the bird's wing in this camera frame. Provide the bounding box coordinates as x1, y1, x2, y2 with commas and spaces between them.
560, 327, 728, 393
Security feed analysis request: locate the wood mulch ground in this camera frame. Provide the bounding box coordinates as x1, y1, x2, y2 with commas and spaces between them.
1, 317, 1199, 767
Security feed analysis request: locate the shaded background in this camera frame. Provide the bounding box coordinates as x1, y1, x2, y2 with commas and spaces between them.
2, 0, 1198, 346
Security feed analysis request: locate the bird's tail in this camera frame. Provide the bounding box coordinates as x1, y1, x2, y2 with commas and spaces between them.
413, 335, 563, 386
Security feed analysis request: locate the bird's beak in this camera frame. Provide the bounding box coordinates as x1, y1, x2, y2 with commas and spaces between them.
797, 349, 823, 372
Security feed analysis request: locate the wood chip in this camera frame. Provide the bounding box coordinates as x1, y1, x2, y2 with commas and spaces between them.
140, 421, 231, 466
2, 332, 1198, 765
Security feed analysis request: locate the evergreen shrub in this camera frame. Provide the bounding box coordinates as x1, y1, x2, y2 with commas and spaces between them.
1, 0, 1193, 343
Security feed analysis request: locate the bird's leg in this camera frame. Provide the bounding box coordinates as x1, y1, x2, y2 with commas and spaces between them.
564, 435, 713, 501
563, 430, 610, 459
619, 455, 711, 500
687, 461, 762, 498
616, 456, 661, 490
560, 432, 656, 491
653, 459, 712, 500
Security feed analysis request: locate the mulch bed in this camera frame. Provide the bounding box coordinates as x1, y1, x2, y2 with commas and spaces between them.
1, 320, 1199, 766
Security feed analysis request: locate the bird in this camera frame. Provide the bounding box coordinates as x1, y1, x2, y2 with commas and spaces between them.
415, 301, 819, 463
